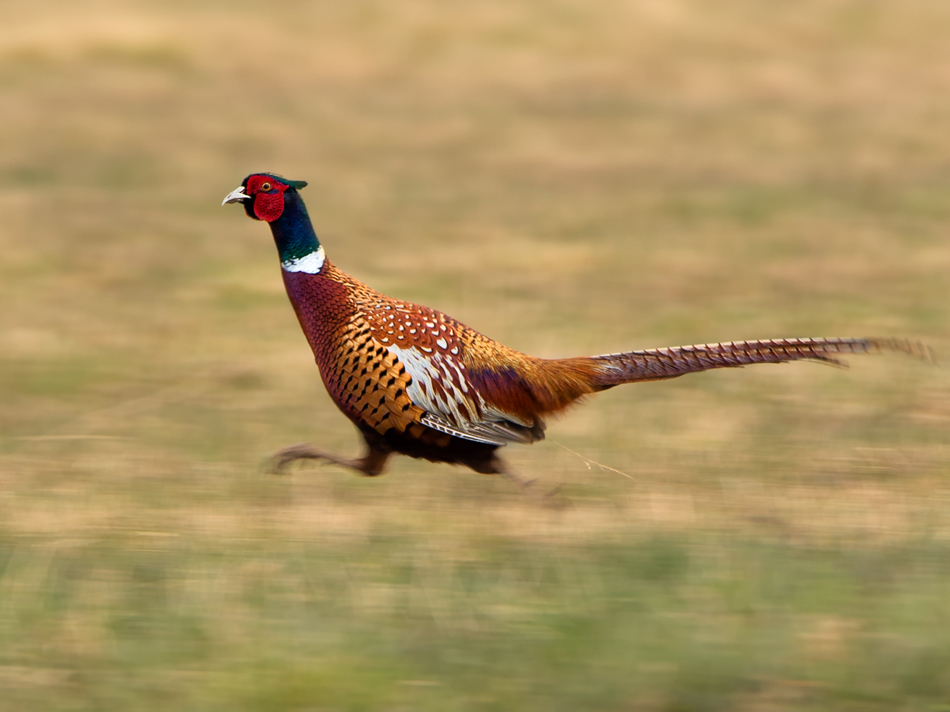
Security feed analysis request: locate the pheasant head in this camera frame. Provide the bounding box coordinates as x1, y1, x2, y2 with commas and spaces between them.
222, 173, 309, 222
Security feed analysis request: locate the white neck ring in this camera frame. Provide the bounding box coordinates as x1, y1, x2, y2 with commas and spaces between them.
281, 246, 326, 274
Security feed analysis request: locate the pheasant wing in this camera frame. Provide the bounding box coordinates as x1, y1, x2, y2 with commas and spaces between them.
362, 300, 537, 446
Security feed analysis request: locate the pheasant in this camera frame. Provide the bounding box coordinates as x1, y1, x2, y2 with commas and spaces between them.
223, 173, 929, 483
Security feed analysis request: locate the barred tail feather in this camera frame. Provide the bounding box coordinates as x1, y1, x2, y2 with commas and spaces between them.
586, 337, 935, 388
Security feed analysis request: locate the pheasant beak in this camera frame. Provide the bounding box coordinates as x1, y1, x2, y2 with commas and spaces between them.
222, 186, 251, 205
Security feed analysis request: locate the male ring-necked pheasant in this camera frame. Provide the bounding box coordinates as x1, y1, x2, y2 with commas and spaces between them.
223, 173, 928, 483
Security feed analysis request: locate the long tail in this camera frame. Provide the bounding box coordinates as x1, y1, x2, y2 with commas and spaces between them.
581, 337, 936, 388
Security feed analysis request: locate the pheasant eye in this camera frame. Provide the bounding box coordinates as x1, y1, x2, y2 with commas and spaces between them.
260, 182, 272, 191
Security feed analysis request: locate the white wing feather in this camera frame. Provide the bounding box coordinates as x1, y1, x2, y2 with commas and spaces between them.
386, 343, 533, 446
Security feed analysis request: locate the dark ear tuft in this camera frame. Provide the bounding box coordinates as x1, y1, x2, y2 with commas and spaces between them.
286, 179, 308, 190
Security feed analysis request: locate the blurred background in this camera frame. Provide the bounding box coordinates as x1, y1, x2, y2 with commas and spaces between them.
1, 1, 949, 709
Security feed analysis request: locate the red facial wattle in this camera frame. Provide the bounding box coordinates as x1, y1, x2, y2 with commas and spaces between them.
254, 191, 285, 221
245, 175, 290, 222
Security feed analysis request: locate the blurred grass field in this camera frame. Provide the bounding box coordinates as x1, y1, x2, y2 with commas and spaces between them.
1, 1, 949, 709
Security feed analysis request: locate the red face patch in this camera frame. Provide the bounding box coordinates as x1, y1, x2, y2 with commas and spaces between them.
245, 175, 290, 222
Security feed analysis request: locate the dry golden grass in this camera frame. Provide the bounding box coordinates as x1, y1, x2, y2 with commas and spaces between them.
1, 1, 949, 710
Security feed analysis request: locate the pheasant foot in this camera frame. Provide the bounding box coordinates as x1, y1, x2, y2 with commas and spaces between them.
500, 468, 563, 503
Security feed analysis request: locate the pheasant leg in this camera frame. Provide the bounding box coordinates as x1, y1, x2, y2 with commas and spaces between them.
497, 465, 563, 501
267, 441, 392, 476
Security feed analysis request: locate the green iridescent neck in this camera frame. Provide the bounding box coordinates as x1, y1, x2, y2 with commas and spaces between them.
269, 190, 321, 264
